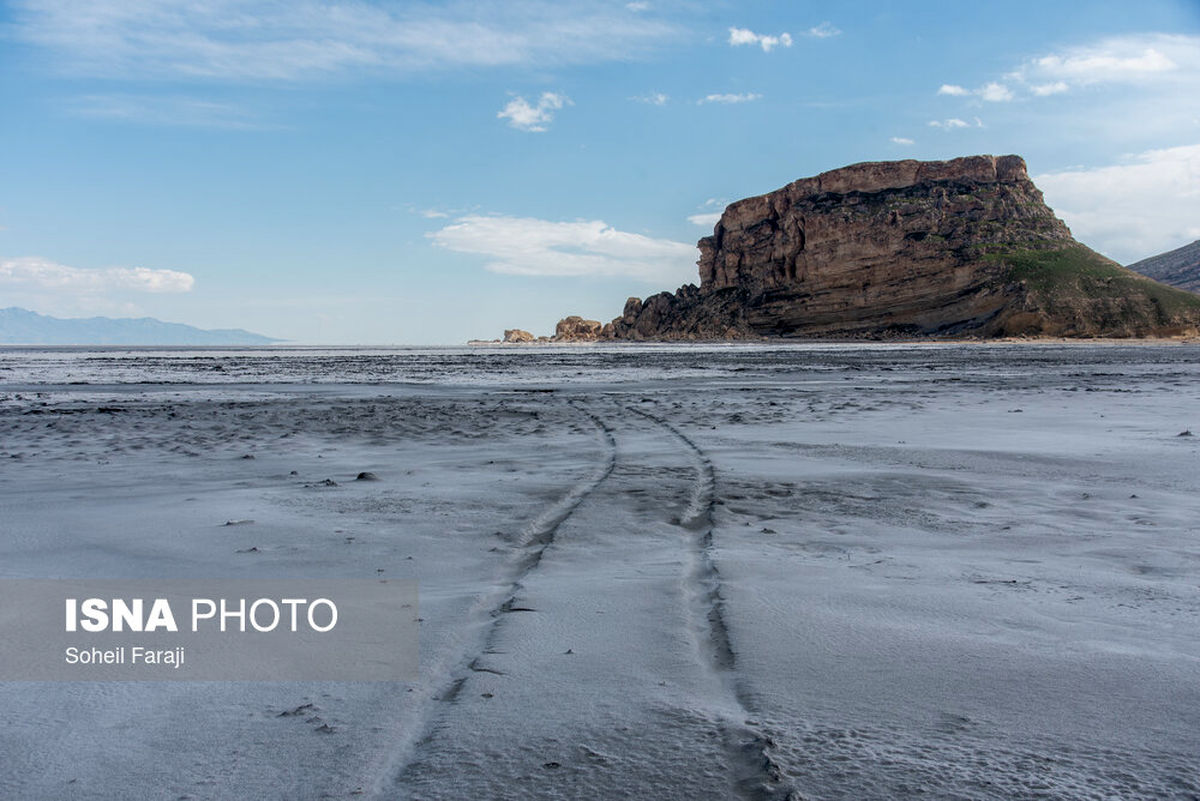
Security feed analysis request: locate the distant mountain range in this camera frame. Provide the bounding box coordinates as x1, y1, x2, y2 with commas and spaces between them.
0, 307, 281, 345
1127, 239, 1200, 293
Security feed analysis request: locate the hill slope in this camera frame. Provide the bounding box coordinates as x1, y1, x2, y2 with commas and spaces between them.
1127, 239, 1200, 293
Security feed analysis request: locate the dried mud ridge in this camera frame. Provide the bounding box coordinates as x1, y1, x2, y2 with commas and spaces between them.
375, 399, 618, 795
378, 399, 799, 800
629, 406, 799, 801
436, 404, 619, 703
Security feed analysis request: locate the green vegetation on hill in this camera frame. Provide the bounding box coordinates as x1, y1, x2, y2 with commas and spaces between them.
980, 244, 1200, 336
993, 244, 1200, 312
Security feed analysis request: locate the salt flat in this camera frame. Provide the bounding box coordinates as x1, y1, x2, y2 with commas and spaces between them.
0, 344, 1197, 800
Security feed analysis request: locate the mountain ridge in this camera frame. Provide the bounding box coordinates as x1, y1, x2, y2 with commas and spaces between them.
0, 307, 281, 345
1127, 239, 1200, 293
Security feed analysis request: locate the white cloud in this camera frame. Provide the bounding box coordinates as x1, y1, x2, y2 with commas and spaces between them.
632, 92, 669, 106
1031, 81, 1070, 96
728, 27, 792, 52
429, 215, 696, 283
1035, 143, 1200, 264
687, 213, 722, 226
700, 92, 762, 104
806, 22, 841, 39
937, 84, 970, 96
933, 33, 1200, 143
928, 118, 970, 130
1009, 33, 1200, 96
13, 0, 680, 81
890, 136, 915, 145
1030, 42, 1178, 84
626, 1, 649, 10
0, 257, 195, 293
497, 92, 570, 132
937, 81, 1011, 101
935, 35, 1199, 122
978, 82, 1013, 102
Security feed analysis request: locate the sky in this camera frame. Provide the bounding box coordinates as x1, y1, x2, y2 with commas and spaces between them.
1, 0, 1199, 344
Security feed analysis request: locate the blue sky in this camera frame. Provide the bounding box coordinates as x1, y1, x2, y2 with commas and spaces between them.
1, 0, 1199, 344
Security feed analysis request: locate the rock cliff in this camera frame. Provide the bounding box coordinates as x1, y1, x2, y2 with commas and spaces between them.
594, 155, 1200, 339
503, 328, 535, 343
552, 316, 603, 342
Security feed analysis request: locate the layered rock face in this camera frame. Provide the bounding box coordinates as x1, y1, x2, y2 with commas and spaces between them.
599, 155, 1200, 339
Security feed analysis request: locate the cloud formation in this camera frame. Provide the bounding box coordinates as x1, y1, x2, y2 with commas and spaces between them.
687, 213, 722, 226
937, 82, 1012, 101
1022, 36, 1183, 85
890, 136, 915, 145
728, 27, 793, 52
978, 82, 1013, 102
632, 92, 669, 106
928, 32, 1200, 155
68, 94, 264, 129
927, 118, 970, 130
805, 22, 841, 39
0, 258, 195, 293
940, 34, 1200, 103
429, 215, 696, 283
1030, 81, 1069, 96
497, 93, 570, 132
1035, 143, 1200, 264
13, 0, 679, 81
699, 92, 762, 104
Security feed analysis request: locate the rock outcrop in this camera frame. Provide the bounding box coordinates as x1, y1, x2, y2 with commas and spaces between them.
503, 328, 535, 343
552, 316, 603, 341
1128, 239, 1200, 293
601, 155, 1200, 339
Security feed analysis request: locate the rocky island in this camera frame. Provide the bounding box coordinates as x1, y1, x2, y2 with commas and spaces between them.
510, 155, 1200, 341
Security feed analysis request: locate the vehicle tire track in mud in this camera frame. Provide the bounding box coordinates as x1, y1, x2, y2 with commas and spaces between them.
628, 406, 799, 801
369, 400, 617, 798
506, 403, 617, 569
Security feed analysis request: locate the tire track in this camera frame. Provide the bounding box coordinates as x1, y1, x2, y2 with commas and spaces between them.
628, 406, 799, 801
369, 399, 617, 798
